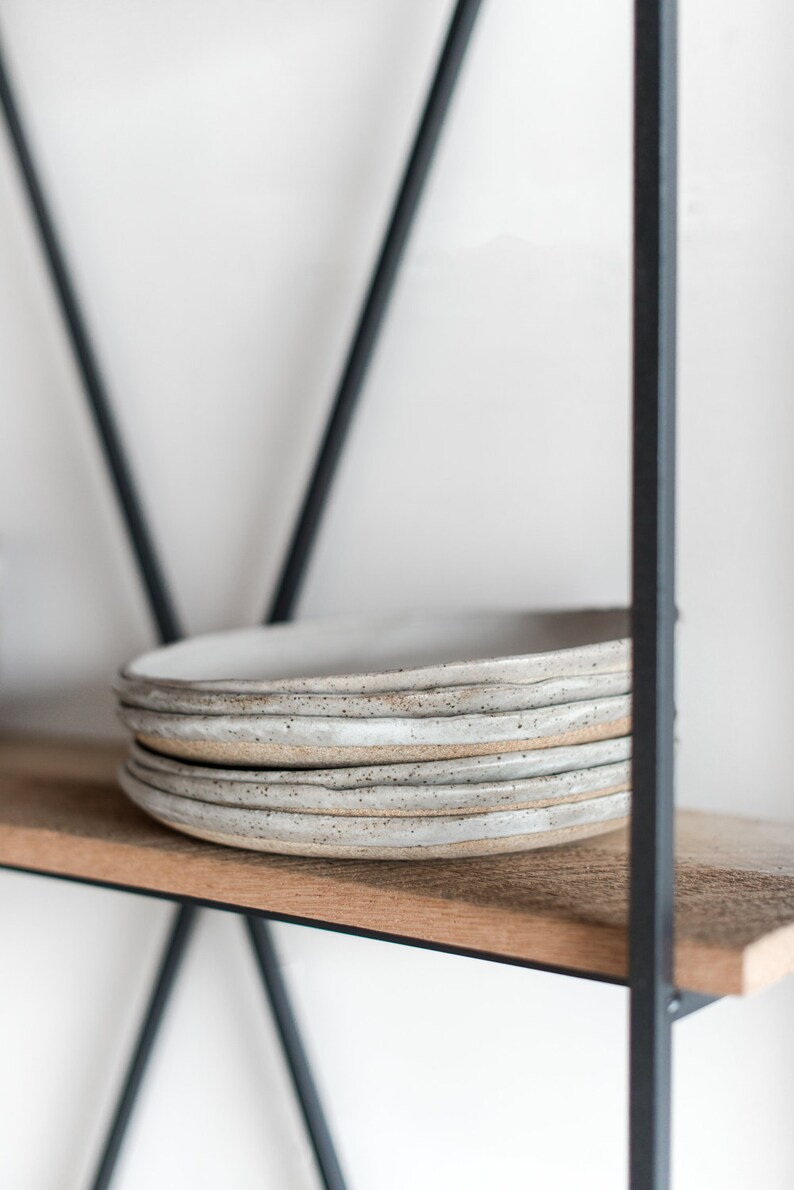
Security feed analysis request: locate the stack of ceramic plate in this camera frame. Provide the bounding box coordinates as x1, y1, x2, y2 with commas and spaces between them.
115, 609, 632, 860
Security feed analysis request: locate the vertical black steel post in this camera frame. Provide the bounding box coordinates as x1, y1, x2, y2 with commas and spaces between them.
629, 0, 678, 1187
267, 0, 483, 623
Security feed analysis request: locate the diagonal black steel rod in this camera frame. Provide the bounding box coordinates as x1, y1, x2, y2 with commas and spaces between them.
246, 919, 347, 1190
0, 32, 181, 646
629, 0, 678, 1187
90, 906, 198, 1190
267, 0, 483, 623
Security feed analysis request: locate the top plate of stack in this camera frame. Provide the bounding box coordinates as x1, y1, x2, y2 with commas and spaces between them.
117, 609, 631, 767
116, 609, 632, 853
119, 608, 630, 706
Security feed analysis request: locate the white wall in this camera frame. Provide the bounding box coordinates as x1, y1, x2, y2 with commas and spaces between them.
1, 2, 793, 1186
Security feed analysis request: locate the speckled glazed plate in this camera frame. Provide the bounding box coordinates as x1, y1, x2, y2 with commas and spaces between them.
129, 735, 632, 788
118, 694, 631, 767
119, 609, 629, 698
126, 749, 630, 816
119, 766, 630, 860
117, 669, 631, 718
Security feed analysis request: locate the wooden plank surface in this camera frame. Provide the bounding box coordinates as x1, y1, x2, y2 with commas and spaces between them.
1, 735, 794, 996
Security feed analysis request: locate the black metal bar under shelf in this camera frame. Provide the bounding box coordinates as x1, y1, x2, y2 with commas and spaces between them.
0, 859, 635, 987
629, 0, 679, 1187
669, 992, 718, 1023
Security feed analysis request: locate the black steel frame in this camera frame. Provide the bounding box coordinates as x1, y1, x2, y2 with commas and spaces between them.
629, 1, 679, 1187
0, 2, 713, 1187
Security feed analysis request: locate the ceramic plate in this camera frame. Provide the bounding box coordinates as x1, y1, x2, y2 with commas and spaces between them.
120, 608, 629, 696
117, 669, 631, 718
119, 766, 630, 860
127, 751, 630, 816
129, 735, 632, 788
119, 694, 631, 767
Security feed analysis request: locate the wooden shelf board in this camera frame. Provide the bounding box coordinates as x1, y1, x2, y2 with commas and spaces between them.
1, 735, 794, 997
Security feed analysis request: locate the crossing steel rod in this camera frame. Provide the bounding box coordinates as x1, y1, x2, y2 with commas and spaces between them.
89, 907, 198, 1190
629, 0, 679, 1186
246, 918, 347, 1190
0, 31, 181, 647
267, 0, 483, 622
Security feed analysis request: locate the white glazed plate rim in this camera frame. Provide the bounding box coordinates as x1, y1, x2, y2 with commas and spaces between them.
120, 609, 630, 695
120, 765, 631, 849
126, 754, 631, 816
129, 735, 632, 787
116, 669, 631, 718
118, 694, 631, 747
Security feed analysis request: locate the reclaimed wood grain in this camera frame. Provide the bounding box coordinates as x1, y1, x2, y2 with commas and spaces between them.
1, 735, 793, 996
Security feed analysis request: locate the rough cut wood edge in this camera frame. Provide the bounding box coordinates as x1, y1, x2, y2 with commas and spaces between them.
2, 735, 794, 997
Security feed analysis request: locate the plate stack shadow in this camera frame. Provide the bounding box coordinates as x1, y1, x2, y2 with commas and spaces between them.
115, 609, 632, 860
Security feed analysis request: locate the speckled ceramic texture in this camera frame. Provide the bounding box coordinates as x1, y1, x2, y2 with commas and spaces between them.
126, 751, 631, 816
119, 766, 630, 860
120, 608, 630, 696
119, 695, 631, 768
117, 669, 631, 718
133, 722, 632, 767
129, 735, 632, 787
133, 815, 630, 859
